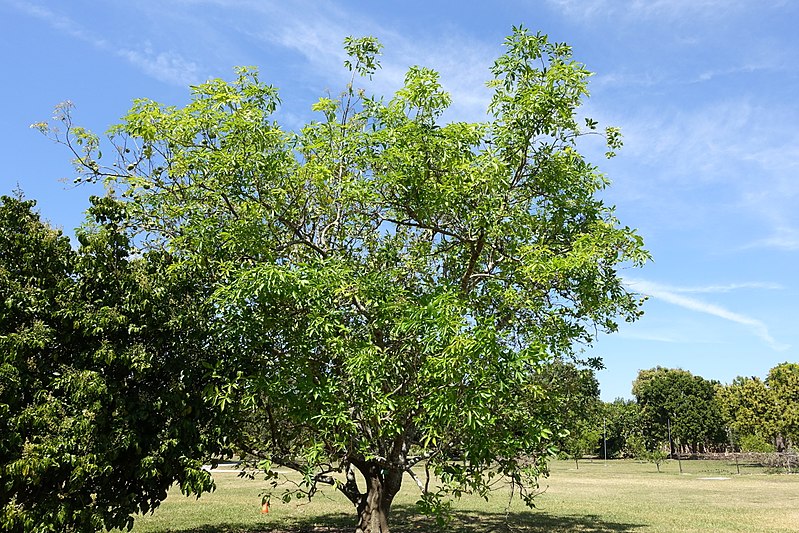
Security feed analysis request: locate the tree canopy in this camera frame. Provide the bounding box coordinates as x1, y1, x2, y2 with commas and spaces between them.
717, 363, 799, 452
767, 363, 799, 448
535, 359, 602, 467
601, 398, 643, 458
0, 196, 227, 532
38, 27, 647, 533
633, 367, 725, 454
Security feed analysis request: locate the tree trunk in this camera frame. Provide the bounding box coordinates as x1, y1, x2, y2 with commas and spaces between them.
353, 462, 403, 533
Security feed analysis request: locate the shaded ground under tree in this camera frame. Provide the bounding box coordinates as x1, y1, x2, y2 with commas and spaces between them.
142, 506, 645, 533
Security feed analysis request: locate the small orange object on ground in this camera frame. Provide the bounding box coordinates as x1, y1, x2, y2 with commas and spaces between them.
261, 501, 269, 514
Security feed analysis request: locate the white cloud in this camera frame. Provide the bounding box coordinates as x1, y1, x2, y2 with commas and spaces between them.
746, 227, 799, 251
592, 70, 663, 90
600, 96, 799, 248
9, 0, 111, 51
615, 329, 681, 343
653, 281, 783, 293
118, 47, 201, 86
9, 1, 202, 85
225, 1, 497, 122
546, 0, 750, 21
16, 0, 500, 117
625, 278, 789, 351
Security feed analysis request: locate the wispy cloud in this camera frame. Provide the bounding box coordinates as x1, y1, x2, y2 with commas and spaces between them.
695, 64, 771, 83
746, 227, 799, 251
625, 278, 789, 351
13, 0, 500, 119
240, 1, 496, 121
149, 4, 492, 127
648, 281, 784, 293
118, 46, 201, 86
592, 70, 663, 90
547, 0, 752, 21
601, 95, 799, 249
9, 0, 106, 46
615, 329, 682, 343
9, 1, 201, 85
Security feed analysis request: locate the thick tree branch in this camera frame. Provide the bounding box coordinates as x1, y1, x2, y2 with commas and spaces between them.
405, 466, 426, 494
461, 231, 486, 293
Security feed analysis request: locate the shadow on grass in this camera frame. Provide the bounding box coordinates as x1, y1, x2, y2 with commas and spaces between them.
154, 504, 647, 533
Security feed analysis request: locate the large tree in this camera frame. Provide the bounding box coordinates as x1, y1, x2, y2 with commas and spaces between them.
0, 196, 227, 532
633, 367, 726, 454
767, 363, 799, 449
42, 28, 647, 532
720, 364, 799, 451
717, 375, 778, 450
535, 359, 603, 467
600, 398, 642, 458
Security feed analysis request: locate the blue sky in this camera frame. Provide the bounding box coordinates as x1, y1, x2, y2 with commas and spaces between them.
2, 0, 797, 401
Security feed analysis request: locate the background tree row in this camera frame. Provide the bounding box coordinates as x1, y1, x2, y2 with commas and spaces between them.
557, 364, 799, 462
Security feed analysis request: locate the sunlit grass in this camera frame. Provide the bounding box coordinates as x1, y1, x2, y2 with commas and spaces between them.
124, 459, 799, 532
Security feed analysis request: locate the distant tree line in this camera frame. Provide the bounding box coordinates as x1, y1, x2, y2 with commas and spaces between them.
552, 363, 799, 465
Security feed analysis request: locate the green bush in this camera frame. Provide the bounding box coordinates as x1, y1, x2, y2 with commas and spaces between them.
738, 434, 776, 453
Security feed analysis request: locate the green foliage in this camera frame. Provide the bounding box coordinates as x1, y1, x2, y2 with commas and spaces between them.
559, 424, 602, 468
718, 364, 799, 451
635, 440, 668, 473
625, 431, 668, 472
737, 434, 776, 453
0, 196, 228, 532
601, 399, 643, 458
717, 376, 777, 449
41, 27, 647, 532
343, 36, 383, 78
536, 359, 603, 465
766, 363, 799, 448
633, 367, 725, 453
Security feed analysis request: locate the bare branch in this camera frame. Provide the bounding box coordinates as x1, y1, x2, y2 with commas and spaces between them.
405, 467, 426, 494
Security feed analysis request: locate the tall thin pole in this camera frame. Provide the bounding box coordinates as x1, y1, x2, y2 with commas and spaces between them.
603, 417, 607, 465
669, 416, 683, 473
667, 418, 673, 459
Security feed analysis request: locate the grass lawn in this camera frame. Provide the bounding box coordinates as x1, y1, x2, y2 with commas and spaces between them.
124, 459, 799, 532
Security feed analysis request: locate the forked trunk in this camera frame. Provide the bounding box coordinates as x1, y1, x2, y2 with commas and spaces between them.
354, 462, 403, 533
